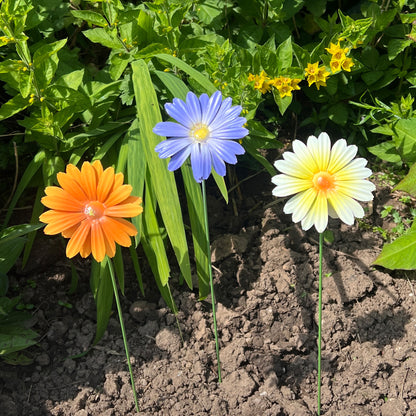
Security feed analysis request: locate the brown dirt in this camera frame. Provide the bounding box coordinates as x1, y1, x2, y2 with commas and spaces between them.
1, 170, 416, 416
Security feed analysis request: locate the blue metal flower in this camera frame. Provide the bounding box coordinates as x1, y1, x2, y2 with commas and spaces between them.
154, 91, 248, 183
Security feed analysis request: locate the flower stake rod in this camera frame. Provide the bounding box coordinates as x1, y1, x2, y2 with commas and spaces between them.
39, 160, 143, 413
154, 90, 248, 382
272, 133, 375, 415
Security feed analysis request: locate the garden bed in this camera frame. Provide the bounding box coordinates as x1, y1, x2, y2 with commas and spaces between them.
1, 170, 415, 416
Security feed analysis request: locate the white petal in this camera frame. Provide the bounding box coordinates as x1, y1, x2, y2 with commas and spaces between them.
327, 139, 358, 173
300, 192, 328, 233
336, 180, 375, 201
307, 132, 331, 171
272, 174, 312, 197
283, 188, 317, 222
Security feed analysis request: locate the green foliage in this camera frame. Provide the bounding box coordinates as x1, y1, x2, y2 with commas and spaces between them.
374, 165, 416, 269
1, 0, 416, 343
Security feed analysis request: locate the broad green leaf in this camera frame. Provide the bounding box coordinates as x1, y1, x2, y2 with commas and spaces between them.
55, 69, 85, 90
393, 119, 416, 164
373, 231, 416, 270
273, 89, 292, 116
328, 102, 348, 126
83, 27, 122, 49
93, 129, 125, 161
0, 94, 30, 121
387, 39, 412, 61
33, 39, 67, 66
154, 53, 217, 94
71, 10, 108, 27
276, 36, 293, 72
368, 140, 402, 164
4, 150, 46, 227
0, 238, 26, 276
154, 70, 188, 100
131, 59, 192, 288
394, 163, 416, 197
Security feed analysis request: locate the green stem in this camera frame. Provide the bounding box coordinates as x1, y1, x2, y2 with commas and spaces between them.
201, 180, 222, 383
107, 257, 139, 413
317, 232, 323, 415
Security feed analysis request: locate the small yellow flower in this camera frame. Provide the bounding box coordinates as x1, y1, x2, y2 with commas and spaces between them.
330, 58, 342, 73
341, 57, 354, 72
248, 71, 272, 94
290, 78, 301, 90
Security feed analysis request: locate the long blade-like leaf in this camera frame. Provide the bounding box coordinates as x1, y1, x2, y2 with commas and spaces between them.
131, 59, 192, 289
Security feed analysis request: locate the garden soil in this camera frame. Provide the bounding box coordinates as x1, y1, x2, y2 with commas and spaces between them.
1, 170, 416, 416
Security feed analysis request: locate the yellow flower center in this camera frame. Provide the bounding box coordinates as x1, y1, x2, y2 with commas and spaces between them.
84, 201, 105, 219
313, 171, 335, 193
192, 124, 210, 141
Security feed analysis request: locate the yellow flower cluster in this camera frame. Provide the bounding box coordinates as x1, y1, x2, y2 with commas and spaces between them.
271, 76, 301, 98
248, 71, 273, 94
304, 63, 330, 90
248, 71, 301, 98
325, 40, 354, 73
0, 35, 14, 44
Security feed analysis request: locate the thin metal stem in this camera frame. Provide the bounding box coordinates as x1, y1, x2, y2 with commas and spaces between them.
317, 232, 323, 415
201, 180, 222, 383
107, 257, 139, 412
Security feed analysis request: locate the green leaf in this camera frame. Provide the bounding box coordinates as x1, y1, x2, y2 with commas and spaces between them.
83, 27, 122, 49
394, 163, 416, 197
392, 119, 416, 164
71, 10, 108, 27
0, 224, 44, 244
126, 120, 145, 244
154, 53, 216, 94
91, 259, 113, 345
373, 231, 416, 270
0, 94, 30, 121
3, 150, 46, 227
0, 238, 26, 276
328, 102, 348, 126
276, 36, 293, 73
132, 59, 192, 288
141, 179, 170, 287
273, 89, 292, 116
368, 140, 402, 164
387, 39, 412, 61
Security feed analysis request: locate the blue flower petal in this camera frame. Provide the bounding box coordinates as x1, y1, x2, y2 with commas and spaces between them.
211, 150, 226, 176
208, 139, 245, 164
185, 92, 202, 125
191, 143, 211, 182
211, 126, 249, 140
165, 98, 194, 128
168, 144, 193, 171
153, 121, 190, 138
201, 91, 222, 126
155, 137, 192, 158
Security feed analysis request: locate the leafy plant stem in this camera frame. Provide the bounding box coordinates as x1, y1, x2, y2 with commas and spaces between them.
317, 232, 323, 415
201, 179, 222, 383
107, 257, 139, 413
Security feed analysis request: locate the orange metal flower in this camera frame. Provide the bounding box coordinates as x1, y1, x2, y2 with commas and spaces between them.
39, 160, 143, 262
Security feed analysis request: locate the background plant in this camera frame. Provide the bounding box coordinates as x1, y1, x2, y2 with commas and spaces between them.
1, 0, 416, 343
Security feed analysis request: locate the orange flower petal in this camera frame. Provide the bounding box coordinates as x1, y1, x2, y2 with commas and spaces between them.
105, 202, 143, 218
57, 171, 88, 202
91, 222, 107, 262
62, 223, 79, 238
40, 210, 85, 235
91, 160, 103, 177
101, 216, 137, 247
42, 187, 84, 211
66, 220, 91, 258
80, 162, 98, 201
105, 184, 133, 207
97, 166, 115, 202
